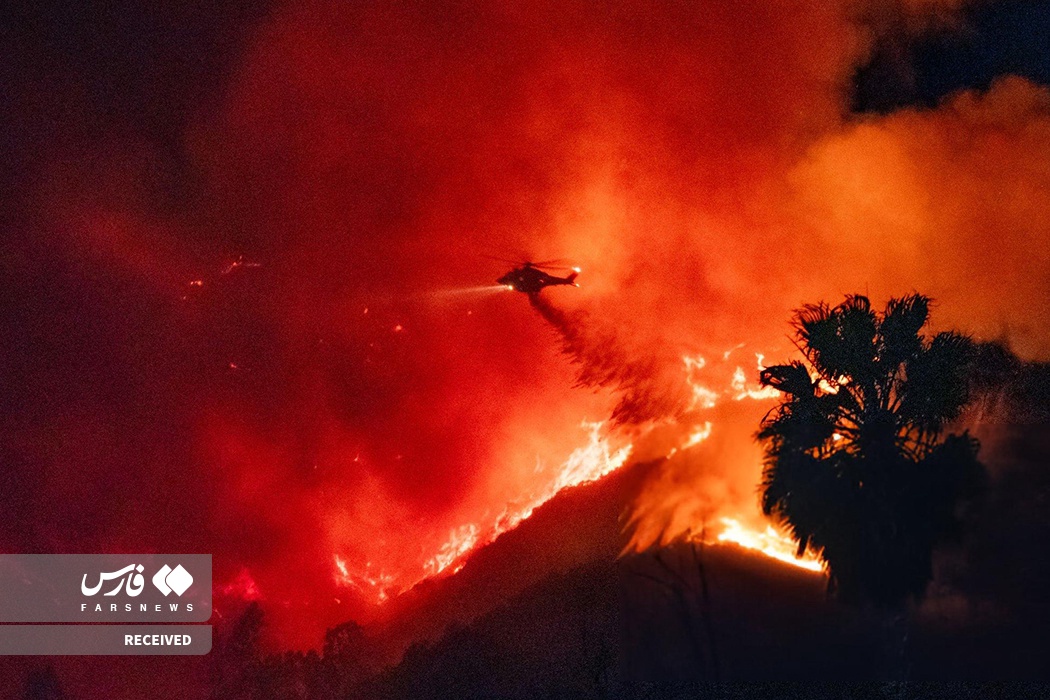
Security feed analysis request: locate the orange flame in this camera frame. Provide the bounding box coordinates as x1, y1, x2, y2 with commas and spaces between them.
713, 517, 823, 573
628, 346, 828, 576
423, 421, 632, 575
334, 421, 632, 603
335, 345, 825, 605
334, 556, 398, 604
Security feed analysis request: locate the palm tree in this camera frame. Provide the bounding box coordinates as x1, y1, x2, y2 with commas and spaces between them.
757, 293, 985, 608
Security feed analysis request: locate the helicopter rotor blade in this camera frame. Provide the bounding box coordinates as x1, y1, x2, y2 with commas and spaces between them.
482, 254, 577, 271
481, 254, 520, 264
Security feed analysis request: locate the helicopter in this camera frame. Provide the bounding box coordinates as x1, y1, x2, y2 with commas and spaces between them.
494, 259, 580, 294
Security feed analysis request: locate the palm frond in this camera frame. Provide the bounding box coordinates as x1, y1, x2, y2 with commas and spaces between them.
759, 362, 814, 397
898, 331, 975, 432
793, 296, 878, 385
756, 293, 987, 609
878, 293, 929, 369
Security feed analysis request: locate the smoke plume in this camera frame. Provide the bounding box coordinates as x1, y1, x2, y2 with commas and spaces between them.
528, 294, 692, 424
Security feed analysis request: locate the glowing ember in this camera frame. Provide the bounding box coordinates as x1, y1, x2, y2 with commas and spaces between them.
714, 517, 823, 573
221, 255, 261, 275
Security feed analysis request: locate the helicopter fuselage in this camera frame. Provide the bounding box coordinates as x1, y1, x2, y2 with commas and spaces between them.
497, 265, 578, 294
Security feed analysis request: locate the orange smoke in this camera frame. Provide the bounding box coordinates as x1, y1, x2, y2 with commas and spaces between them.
791, 76, 1050, 358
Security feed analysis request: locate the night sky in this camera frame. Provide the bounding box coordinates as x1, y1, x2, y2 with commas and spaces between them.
3, 0, 1050, 651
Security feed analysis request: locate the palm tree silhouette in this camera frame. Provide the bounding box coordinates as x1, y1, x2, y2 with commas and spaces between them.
757, 294, 985, 608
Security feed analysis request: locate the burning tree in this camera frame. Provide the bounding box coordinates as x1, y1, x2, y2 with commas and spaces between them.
757, 294, 986, 608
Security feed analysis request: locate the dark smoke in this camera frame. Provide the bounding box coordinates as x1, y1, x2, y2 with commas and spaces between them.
528, 293, 690, 425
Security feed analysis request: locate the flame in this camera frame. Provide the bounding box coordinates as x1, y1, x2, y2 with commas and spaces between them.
334, 421, 632, 603
420, 421, 632, 575
334, 556, 398, 604
714, 517, 823, 573
682, 421, 713, 449
731, 366, 780, 401
334, 344, 824, 605
683, 355, 719, 409
684, 352, 780, 408
422, 523, 480, 577
817, 377, 842, 394
629, 345, 827, 576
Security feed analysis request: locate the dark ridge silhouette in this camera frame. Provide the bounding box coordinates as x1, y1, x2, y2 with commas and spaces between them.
361, 542, 1050, 696
363, 456, 665, 664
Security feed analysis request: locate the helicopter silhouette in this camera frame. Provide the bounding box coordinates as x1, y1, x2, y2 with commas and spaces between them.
493, 258, 580, 294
